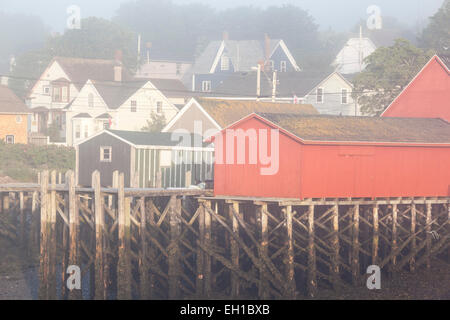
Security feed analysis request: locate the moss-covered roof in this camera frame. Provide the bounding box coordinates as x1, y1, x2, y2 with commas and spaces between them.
258, 113, 450, 144
197, 98, 318, 128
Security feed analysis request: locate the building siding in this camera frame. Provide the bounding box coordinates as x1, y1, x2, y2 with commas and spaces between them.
0, 114, 29, 144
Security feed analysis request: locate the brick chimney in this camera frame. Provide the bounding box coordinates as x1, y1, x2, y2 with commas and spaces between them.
114, 50, 123, 82
223, 31, 229, 41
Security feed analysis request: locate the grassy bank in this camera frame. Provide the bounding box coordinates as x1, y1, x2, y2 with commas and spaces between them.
0, 142, 75, 182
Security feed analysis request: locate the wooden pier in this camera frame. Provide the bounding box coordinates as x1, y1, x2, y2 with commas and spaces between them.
0, 170, 448, 299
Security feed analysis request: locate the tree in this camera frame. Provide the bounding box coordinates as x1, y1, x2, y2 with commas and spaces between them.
9, 17, 137, 97
419, 0, 450, 53
352, 39, 433, 116
141, 112, 167, 132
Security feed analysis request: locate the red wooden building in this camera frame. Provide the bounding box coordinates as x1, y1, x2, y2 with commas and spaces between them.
381, 55, 450, 122
211, 113, 450, 199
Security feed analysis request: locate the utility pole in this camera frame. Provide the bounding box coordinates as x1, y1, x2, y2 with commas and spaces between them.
359, 25, 363, 72
256, 63, 261, 100
272, 71, 277, 102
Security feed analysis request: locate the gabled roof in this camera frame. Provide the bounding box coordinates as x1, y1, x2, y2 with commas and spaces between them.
91, 80, 149, 109
76, 129, 212, 149
145, 78, 190, 98
251, 113, 450, 145
191, 39, 299, 74
95, 113, 112, 119
381, 55, 450, 117
0, 85, 31, 114
163, 97, 318, 132
52, 57, 134, 89
212, 71, 345, 98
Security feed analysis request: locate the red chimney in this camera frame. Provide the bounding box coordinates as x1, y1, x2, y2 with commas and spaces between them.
223, 31, 229, 41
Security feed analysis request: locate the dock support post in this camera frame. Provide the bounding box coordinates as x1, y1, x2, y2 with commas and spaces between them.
168, 196, 181, 299
351, 204, 360, 285
203, 200, 212, 297
331, 204, 340, 290
372, 204, 379, 265
307, 204, 317, 298
284, 205, 296, 298
257, 203, 269, 299
196, 203, 205, 298
47, 171, 57, 299
117, 173, 132, 299
410, 201, 416, 272
67, 170, 81, 300
229, 201, 240, 298
93, 171, 106, 300
38, 171, 49, 300
19, 192, 25, 246
426, 203, 432, 269
139, 197, 149, 299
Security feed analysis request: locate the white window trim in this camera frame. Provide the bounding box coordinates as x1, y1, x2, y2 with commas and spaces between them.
316, 87, 324, 104
220, 55, 230, 71
202, 81, 211, 92
5, 135, 14, 144
156, 101, 163, 114
100, 146, 112, 162
341, 88, 349, 104
280, 60, 287, 72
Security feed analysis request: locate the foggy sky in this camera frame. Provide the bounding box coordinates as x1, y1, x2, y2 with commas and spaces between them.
0, 0, 445, 32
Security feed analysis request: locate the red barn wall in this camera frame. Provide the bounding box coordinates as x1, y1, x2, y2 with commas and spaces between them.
382, 58, 450, 122
300, 144, 450, 198
214, 117, 302, 198
214, 117, 450, 199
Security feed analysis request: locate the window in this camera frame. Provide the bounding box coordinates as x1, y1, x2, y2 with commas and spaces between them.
280, 61, 287, 72
268, 60, 274, 71
88, 93, 94, 108
100, 146, 112, 162
220, 55, 229, 71
61, 87, 68, 102
5, 135, 14, 144
176, 63, 182, 75
75, 125, 81, 139
52, 85, 69, 102
103, 121, 110, 129
84, 125, 89, 138
316, 87, 324, 103
43, 86, 50, 95
341, 89, 348, 104
202, 81, 211, 92
16, 115, 22, 123
156, 101, 163, 114
52, 87, 61, 102
131, 100, 137, 112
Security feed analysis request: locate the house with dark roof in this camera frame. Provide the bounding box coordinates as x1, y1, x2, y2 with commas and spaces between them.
202, 71, 359, 115
0, 85, 31, 144
185, 34, 301, 94
65, 78, 183, 146
75, 129, 214, 188
209, 112, 450, 199
162, 97, 318, 136
381, 55, 450, 122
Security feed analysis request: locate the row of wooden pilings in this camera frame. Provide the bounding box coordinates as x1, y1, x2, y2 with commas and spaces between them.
0, 170, 449, 299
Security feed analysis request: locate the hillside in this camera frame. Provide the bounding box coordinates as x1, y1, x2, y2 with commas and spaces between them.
0, 142, 75, 182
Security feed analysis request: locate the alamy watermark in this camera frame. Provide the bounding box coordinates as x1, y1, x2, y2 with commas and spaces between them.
367, 5, 382, 30
67, 5, 81, 30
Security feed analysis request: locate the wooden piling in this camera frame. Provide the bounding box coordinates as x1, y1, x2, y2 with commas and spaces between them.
203, 200, 212, 297
196, 203, 205, 297
48, 171, 57, 299
351, 204, 360, 285
410, 202, 416, 272
138, 197, 149, 299
331, 204, 340, 290
284, 205, 296, 298
117, 173, 132, 299
257, 203, 269, 299
19, 192, 24, 246
92, 171, 107, 299
307, 204, 317, 298
426, 203, 432, 269
38, 170, 49, 300
168, 196, 181, 299
391, 204, 398, 269
372, 204, 379, 265
229, 201, 240, 298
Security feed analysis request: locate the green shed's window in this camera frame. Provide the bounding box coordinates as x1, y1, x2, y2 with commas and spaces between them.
100, 146, 112, 162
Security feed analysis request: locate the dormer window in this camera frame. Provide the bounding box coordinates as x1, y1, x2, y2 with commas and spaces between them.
51, 80, 70, 103
280, 61, 287, 72
221, 55, 230, 71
